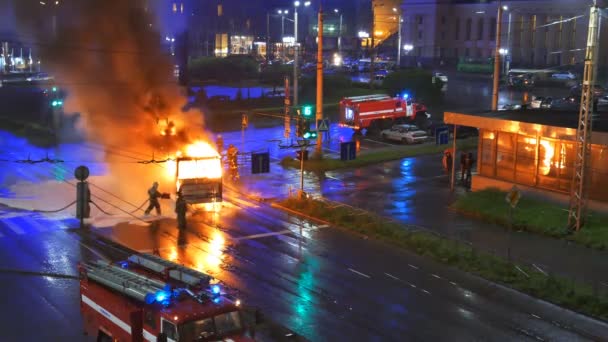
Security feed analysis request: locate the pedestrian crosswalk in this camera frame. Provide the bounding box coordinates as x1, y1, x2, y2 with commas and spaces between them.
0, 211, 78, 239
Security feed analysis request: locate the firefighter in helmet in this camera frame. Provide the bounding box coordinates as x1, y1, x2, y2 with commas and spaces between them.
216, 134, 224, 156
145, 182, 164, 215
227, 144, 239, 181
175, 190, 187, 229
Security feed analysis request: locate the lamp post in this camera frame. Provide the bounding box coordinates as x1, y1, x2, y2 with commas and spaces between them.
278, 9, 289, 59
334, 9, 343, 56
491, 4, 506, 111
499, 48, 508, 75
393, 7, 402, 67
293, 1, 311, 109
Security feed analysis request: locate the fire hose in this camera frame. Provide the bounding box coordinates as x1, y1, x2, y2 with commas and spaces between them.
0, 200, 77, 213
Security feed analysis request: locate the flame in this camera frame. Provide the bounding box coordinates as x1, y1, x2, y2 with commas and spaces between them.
165, 140, 222, 191
523, 137, 556, 176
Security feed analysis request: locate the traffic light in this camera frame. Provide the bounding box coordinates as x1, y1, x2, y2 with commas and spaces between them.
51, 100, 63, 107
296, 118, 308, 137
302, 105, 314, 119
303, 129, 317, 140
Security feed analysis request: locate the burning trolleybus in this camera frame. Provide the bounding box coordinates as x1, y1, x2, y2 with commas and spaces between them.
174, 142, 223, 210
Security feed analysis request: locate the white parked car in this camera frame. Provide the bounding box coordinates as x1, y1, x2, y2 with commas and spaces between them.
434, 72, 448, 83
551, 71, 576, 80
380, 124, 428, 144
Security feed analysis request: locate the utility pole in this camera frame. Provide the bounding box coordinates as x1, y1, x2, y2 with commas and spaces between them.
293, 6, 299, 108
370, 4, 376, 89
491, 3, 504, 111
266, 13, 271, 64
336, 9, 343, 56
315, 7, 324, 155
568, 1, 601, 231
397, 12, 402, 67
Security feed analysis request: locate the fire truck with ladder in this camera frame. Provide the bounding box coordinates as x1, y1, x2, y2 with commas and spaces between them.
339, 94, 430, 134
79, 253, 252, 341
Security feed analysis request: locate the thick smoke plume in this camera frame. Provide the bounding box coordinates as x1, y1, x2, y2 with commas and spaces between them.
12, 0, 209, 203
13, 0, 207, 154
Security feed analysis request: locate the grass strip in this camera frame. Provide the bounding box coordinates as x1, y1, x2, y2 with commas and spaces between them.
279, 197, 608, 321
452, 188, 608, 251
280, 138, 478, 172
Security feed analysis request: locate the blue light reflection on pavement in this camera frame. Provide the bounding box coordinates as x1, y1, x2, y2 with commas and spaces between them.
0, 131, 108, 192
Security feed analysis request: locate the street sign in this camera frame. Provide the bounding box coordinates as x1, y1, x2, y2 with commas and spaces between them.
241, 114, 248, 128
435, 125, 449, 145
505, 185, 521, 208
251, 152, 270, 174
317, 118, 330, 132
340, 141, 356, 161
506, 54, 512, 62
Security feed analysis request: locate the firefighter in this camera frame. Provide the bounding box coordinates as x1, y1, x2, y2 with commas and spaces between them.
175, 191, 187, 229
145, 182, 163, 215
216, 134, 224, 155
227, 144, 239, 181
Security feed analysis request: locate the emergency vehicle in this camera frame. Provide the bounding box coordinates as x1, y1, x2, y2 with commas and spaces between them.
175, 156, 223, 206
339, 94, 429, 133
79, 253, 251, 341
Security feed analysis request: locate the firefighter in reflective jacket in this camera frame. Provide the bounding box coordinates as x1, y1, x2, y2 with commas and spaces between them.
175, 191, 187, 229
227, 144, 239, 180
145, 182, 168, 215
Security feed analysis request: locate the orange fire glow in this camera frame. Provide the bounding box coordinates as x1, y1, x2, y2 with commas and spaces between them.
524, 137, 556, 176
166, 141, 222, 191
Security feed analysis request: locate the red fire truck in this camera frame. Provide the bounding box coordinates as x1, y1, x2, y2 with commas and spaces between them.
79, 253, 252, 342
339, 94, 429, 133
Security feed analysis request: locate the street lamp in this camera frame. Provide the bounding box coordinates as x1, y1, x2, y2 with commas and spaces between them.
499, 48, 509, 75
334, 9, 343, 56
293, 0, 311, 108
393, 7, 402, 67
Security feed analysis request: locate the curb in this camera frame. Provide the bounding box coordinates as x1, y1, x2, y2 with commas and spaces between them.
272, 198, 608, 333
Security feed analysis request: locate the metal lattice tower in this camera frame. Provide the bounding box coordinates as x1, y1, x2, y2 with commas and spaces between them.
568, 2, 601, 231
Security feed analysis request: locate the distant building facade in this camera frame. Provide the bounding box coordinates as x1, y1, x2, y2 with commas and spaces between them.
400, 0, 608, 68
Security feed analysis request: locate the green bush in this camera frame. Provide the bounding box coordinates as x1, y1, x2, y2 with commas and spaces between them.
452, 188, 608, 250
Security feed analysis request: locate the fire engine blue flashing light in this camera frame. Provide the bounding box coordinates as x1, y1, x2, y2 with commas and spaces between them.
118, 261, 128, 268
402, 93, 409, 99
212, 285, 221, 295
52, 86, 57, 92
213, 297, 221, 304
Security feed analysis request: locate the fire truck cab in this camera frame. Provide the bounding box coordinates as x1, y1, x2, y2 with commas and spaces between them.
339, 94, 429, 133
79, 253, 251, 342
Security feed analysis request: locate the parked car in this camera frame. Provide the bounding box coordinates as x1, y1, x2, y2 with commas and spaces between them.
551, 71, 576, 80
599, 95, 608, 105
380, 124, 428, 144
530, 96, 553, 109
434, 72, 448, 83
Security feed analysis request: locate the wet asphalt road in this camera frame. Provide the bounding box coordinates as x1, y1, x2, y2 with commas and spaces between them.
0, 75, 607, 341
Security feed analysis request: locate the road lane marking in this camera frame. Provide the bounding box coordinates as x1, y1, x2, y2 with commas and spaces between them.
348, 268, 371, 279
409, 283, 416, 288
450, 281, 458, 286
531, 313, 541, 319
408, 264, 418, 270
3, 219, 25, 234
384, 272, 399, 280
421, 289, 431, 295
515, 266, 530, 278
431, 274, 441, 279
233, 229, 293, 241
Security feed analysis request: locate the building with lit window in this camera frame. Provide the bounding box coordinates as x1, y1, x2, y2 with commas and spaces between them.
400, 0, 608, 68
445, 110, 608, 208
